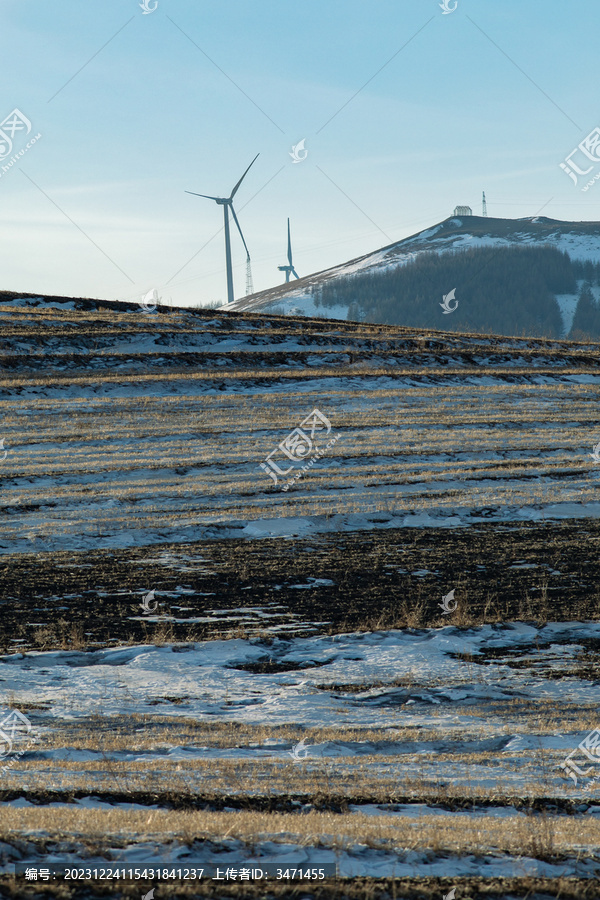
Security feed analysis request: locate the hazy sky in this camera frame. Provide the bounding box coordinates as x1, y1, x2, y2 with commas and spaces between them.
2, 0, 599, 307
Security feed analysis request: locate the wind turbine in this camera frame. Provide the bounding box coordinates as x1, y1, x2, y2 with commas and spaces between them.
277, 218, 300, 283
186, 154, 259, 305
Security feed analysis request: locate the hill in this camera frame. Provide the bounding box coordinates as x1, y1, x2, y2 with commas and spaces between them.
223, 215, 600, 337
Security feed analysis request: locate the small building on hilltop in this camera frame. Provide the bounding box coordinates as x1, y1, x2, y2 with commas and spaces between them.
453, 205, 473, 216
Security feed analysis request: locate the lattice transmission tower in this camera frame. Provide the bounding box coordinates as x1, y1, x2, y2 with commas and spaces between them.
245, 256, 254, 296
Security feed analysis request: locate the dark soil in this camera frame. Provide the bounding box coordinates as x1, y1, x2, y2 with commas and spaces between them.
0, 874, 596, 899
0, 789, 592, 815
1, 520, 599, 654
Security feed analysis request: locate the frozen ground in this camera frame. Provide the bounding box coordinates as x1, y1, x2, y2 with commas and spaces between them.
1, 621, 599, 738
2, 296, 600, 889
1, 621, 600, 876
4, 840, 599, 880
2, 296, 600, 554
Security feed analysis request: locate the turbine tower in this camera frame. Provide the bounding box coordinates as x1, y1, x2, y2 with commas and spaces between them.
186, 154, 259, 305
277, 218, 300, 283
482, 191, 488, 217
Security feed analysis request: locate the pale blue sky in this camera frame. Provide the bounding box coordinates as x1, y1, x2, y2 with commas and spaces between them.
1, 0, 598, 307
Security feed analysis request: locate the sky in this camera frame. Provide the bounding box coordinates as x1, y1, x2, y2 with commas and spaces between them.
1, 0, 599, 308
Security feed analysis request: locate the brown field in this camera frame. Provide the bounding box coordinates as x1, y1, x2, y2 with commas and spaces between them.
1, 298, 600, 898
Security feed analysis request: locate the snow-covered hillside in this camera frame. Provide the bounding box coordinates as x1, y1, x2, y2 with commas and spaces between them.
223, 216, 600, 329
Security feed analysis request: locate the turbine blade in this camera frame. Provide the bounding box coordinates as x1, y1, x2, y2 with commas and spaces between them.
287, 218, 293, 266
229, 153, 259, 200
230, 203, 250, 258
185, 192, 222, 201
291, 268, 300, 279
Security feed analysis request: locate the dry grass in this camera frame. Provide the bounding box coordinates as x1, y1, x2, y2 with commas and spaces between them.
2, 304, 600, 879
1, 805, 597, 859
3, 378, 599, 552
9, 701, 595, 751
0, 744, 586, 800
0, 693, 592, 802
